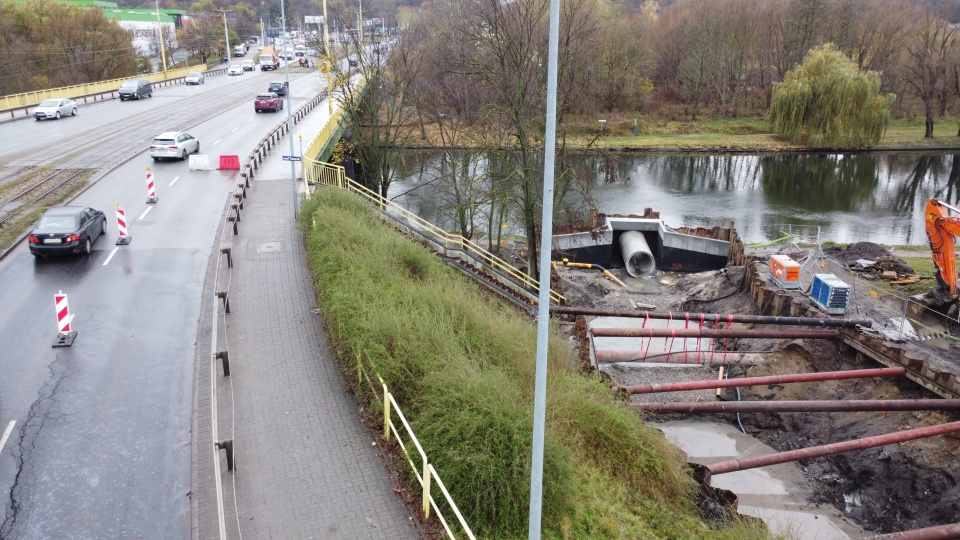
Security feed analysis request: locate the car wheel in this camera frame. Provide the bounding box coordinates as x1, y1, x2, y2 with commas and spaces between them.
152, 157, 159, 162
55, 111, 61, 119
71, 108, 77, 116
100, 217, 106, 238
33, 252, 44, 259
148, 92, 153, 98
181, 150, 188, 160
195, 143, 200, 154
83, 237, 91, 255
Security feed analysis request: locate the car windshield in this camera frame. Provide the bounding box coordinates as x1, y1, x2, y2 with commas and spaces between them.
256, 95, 274, 100
188, 72, 200, 77
39, 99, 59, 107
121, 82, 137, 88
37, 215, 78, 230
153, 138, 175, 145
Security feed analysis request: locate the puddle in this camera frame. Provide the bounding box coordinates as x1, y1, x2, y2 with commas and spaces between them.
657, 420, 867, 539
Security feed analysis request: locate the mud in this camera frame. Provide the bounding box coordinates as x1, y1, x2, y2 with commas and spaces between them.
553, 242, 960, 535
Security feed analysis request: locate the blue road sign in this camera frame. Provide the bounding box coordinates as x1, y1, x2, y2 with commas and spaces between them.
282, 155, 302, 161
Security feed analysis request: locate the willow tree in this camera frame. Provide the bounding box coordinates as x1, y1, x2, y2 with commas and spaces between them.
770, 43, 894, 147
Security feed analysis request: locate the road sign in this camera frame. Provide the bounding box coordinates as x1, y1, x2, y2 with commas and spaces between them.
282, 155, 302, 161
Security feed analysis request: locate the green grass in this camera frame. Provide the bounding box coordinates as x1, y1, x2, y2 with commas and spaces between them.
299, 188, 771, 539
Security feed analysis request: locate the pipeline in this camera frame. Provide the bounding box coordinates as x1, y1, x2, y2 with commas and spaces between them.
620, 367, 905, 394
553, 260, 627, 288
632, 399, 960, 413
862, 522, 960, 539
619, 231, 655, 277
702, 420, 960, 481
551, 306, 871, 328
592, 327, 840, 339
595, 350, 773, 364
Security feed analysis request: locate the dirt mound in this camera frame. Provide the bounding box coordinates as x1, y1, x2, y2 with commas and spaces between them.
823, 241, 892, 265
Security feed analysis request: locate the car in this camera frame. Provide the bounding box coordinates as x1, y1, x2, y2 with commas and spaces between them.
185, 72, 204, 85
228, 64, 244, 76
33, 98, 77, 121
254, 93, 284, 113
149, 131, 200, 161
241, 59, 255, 71
28, 206, 106, 258
118, 79, 153, 100
348, 58, 358, 67
267, 81, 289, 96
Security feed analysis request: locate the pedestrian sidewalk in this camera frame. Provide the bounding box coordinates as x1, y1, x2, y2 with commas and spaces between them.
193, 94, 422, 539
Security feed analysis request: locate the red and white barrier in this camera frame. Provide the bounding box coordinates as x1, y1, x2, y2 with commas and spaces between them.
52, 290, 76, 347
146, 167, 158, 204
115, 202, 132, 245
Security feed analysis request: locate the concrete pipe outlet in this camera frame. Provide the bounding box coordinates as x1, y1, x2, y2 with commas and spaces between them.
620, 231, 655, 277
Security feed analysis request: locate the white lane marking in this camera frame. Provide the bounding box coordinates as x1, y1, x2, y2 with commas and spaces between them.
213, 139, 221, 146
232, 127, 238, 132
169, 175, 180, 187
102, 247, 119, 266
247, 118, 253, 122
0, 421, 16, 455
139, 206, 152, 220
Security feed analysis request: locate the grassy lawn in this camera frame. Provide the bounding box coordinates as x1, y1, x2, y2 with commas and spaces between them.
299, 188, 771, 539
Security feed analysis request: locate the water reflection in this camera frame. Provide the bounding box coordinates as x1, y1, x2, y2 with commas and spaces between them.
387, 151, 960, 245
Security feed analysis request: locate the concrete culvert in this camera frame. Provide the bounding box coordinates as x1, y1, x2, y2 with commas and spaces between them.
620, 231, 655, 277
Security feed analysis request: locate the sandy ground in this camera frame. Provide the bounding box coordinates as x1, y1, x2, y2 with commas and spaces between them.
552, 243, 960, 535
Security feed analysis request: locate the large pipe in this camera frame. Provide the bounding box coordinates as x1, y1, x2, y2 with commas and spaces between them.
592, 327, 840, 339
620, 367, 905, 394
862, 522, 960, 539
551, 306, 872, 328
596, 350, 772, 364
703, 420, 960, 479
632, 399, 960, 413
619, 231, 655, 277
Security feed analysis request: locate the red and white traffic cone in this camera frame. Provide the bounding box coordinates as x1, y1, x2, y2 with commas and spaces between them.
115, 202, 132, 245
146, 167, 158, 204
52, 290, 77, 347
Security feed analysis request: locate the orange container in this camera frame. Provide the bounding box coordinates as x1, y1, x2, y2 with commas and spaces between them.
769, 255, 801, 289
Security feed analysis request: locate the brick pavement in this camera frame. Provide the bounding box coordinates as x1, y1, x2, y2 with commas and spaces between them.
193, 97, 422, 539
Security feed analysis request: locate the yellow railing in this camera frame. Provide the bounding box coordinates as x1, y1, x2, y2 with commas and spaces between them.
304, 161, 565, 304
353, 358, 476, 540
0, 66, 206, 110
302, 106, 346, 162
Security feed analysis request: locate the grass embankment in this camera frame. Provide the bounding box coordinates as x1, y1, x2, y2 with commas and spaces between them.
299, 189, 769, 539
411, 114, 960, 153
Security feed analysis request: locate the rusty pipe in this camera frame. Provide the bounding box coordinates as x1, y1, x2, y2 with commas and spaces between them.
592, 327, 840, 339
862, 522, 960, 539
596, 350, 772, 364
632, 399, 960, 413
621, 367, 904, 394
552, 306, 871, 328
705, 420, 960, 479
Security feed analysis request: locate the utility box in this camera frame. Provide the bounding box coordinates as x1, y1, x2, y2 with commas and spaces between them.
810, 273, 851, 315
769, 254, 801, 289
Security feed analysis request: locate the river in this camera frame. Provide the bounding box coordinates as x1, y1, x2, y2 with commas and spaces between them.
387, 151, 960, 245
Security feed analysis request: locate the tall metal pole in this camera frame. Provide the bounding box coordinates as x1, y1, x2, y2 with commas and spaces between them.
358, 0, 364, 64
154, 0, 167, 72
215, 9, 234, 64
323, 0, 332, 114
280, 0, 298, 214
528, 0, 561, 532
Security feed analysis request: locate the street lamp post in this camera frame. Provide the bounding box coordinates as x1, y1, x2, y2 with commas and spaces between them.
154, 0, 167, 72
215, 9, 235, 64
280, 0, 298, 214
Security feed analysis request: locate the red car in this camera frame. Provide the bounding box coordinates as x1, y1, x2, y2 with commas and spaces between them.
254, 93, 283, 113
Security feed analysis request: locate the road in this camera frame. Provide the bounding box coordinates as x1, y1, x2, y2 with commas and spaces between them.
0, 63, 320, 539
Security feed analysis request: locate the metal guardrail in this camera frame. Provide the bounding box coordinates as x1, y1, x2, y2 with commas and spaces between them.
303, 161, 566, 305
0, 66, 226, 120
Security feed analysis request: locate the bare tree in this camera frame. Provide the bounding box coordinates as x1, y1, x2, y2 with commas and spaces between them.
902, 6, 959, 137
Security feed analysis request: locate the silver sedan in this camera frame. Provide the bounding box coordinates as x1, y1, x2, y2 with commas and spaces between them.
34, 98, 77, 121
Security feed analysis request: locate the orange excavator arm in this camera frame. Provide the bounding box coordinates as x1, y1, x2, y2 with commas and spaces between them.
925, 198, 960, 303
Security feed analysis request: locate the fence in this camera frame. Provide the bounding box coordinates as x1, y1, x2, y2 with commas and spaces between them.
303, 161, 565, 304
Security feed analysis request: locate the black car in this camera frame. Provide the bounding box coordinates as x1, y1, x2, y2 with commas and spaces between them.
268, 81, 289, 96
28, 206, 107, 258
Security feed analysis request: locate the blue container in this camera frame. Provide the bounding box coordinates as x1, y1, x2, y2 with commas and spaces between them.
810, 274, 850, 315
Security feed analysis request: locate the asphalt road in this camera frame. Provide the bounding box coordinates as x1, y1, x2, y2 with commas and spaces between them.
0, 63, 321, 539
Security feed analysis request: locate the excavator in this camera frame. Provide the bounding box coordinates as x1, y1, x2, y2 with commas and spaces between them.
924, 198, 960, 306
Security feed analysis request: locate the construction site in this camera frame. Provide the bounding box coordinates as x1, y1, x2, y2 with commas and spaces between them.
545, 209, 960, 538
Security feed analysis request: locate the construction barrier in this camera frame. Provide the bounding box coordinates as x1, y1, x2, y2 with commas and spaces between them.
190, 155, 213, 170
52, 290, 76, 347
218, 155, 240, 170
116, 204, 131, 245
146, 167, 158, 204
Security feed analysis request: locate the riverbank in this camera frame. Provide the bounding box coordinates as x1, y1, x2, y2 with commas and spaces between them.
407, 115, 960, 153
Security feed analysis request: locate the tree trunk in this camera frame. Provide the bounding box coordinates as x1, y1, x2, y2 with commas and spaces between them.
926, 109, 935, 138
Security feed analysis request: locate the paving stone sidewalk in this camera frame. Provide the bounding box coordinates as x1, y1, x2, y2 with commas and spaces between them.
194, 98, 422, 539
